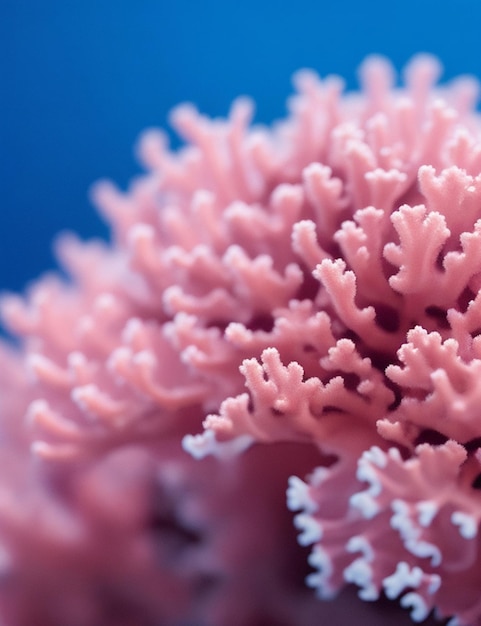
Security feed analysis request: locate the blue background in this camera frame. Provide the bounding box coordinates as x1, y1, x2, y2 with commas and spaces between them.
1, 0, 480, 294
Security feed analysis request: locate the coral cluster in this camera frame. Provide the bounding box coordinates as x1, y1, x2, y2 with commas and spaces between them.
2, 54, 481, 624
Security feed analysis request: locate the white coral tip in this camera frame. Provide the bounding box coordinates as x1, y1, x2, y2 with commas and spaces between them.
350, 492, 380, 519
294, 513, 322, 545
417, 500, 438, 527
346, 535, 374, 561
344, 560, 378, 601
287, 475, 318, 513
451, 511, 478, 539
401, 592, 430, 622
383, 562, 422, 599
182, 430, 253, 460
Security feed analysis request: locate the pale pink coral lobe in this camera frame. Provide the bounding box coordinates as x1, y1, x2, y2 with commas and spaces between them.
2, 54, 481, 625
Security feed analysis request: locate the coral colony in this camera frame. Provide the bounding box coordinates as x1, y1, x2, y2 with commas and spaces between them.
3, 54, 481, 626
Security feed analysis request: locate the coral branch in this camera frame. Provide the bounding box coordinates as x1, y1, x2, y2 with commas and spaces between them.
3, 54, 481, 625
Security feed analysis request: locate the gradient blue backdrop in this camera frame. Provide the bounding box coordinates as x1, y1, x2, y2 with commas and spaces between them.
1, 0, 480, 294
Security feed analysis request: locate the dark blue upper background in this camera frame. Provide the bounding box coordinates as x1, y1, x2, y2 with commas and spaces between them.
1, 0, 480, 293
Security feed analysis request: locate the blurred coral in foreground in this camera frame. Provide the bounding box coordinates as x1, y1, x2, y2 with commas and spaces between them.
2, 54, 481, 625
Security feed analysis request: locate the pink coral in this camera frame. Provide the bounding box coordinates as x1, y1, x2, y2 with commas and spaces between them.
2, 53, 481, 624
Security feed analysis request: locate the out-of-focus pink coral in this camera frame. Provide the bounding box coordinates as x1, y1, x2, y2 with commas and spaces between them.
3, 53, 481, 625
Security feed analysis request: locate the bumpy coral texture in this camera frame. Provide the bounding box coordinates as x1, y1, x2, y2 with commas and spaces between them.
3, 54, 481, 625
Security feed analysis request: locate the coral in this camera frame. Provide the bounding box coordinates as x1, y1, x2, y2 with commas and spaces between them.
2, 53, 481, 624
